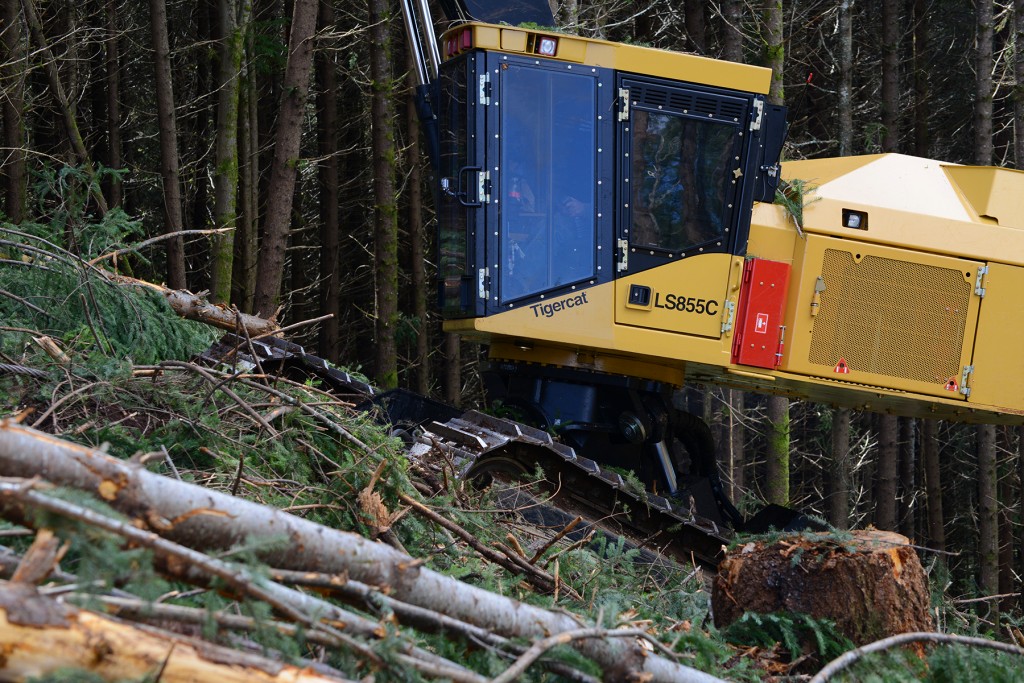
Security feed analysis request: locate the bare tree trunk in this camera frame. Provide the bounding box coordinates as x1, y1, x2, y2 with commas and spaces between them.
912, 0, 930, 156
252, 0, 318, 317
975, 0, 994, 165
922, 419, 945, 556
978, 423, 998, 615
721, 0, 743, 62
838, 0, 853, 155
233, 0, 258, 312
317, 0, 340, 363
828, 407, 852, 529
762, 0, 785, 106
148, 0, 187, 289
765, 395, 790, 506
444, 332, 461, 406
875, 414, 898, 530
1017, 0, 1024, 167
211, 0, 244, 304
368, 0, 399, 389
724, 389, 746, 501
0, 0, 27, 223
998, 426, 1015, 613
103, 0, 122, 208
898, 417, 916, 539
406, 58, 429, 395
880, 0, 899, 151
684, 0, 705, 54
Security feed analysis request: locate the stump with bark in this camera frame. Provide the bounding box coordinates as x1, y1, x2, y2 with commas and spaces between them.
711, 530, 933, 645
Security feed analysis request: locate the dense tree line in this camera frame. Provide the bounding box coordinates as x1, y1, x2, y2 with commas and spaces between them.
0, 0, 1022, 627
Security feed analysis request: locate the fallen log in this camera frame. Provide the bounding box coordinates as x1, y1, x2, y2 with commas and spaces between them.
711, 529, 933, 645
111, 275, 279, 337
0, 420, 724, 683
0, 580, 355, 683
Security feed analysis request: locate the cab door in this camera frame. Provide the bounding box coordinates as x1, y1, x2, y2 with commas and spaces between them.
487, 55, 613, 311
614, 77, 765, 339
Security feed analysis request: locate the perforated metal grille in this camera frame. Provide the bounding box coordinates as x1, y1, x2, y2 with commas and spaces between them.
808, 249, 971, 384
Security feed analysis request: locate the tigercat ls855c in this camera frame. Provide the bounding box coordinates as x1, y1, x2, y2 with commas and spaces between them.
398, 0, 1024, 546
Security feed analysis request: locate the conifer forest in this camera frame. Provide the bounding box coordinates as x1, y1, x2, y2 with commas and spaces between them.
2, 0, 1024, 681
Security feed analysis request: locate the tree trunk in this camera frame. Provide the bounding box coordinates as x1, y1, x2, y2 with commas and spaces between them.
316, 0, 341, 364
838, 0, 853, 155
912, 0, 930, 157
368, 0, 399, 389
406, 58, 430, 395
211, 0, 244, 304
998, 426, 1015, 613
880, 0, 899, 152
712, 530, 934, 645
724, 389, 746, 501
828, 407, 852, 530
233, 1, 258, 312
898, 417, 916, 539
0, 0, 27, 223
252, 0, 319, 317
875, 414, 898, 530
0, 581, 353, 683
684, 0, 705, 54
444, 332, 461, 406
0, 423, 721, 683
721, 0, 743, 63
978, 423, 998, 615
148, 0, 188, 290
765, 395, 790, 506
762, 0, 784, 107
1017, 0, 1024, 167
922, 419, 945, 556
103, 0, 122, 208
975, 0, 993, 165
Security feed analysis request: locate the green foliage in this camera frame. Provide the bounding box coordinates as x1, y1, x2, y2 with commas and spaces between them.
723, 610, 853, 663
774, 177, 820, 234
0, 226, 216, 366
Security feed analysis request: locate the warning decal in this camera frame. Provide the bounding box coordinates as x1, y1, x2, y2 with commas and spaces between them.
944, 377, 959, 392
834, 358, 850, 374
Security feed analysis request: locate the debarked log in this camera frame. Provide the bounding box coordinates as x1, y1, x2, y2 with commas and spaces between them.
0, 580, 354, 683
711, 529, 933, 645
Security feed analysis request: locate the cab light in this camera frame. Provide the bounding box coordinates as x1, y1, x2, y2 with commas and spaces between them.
536, 36, 558, 56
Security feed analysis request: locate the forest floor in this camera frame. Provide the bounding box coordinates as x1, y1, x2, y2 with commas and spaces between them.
1, 255, 1022, 681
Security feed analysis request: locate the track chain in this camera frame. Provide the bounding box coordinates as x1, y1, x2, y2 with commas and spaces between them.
204, 334, 730, 568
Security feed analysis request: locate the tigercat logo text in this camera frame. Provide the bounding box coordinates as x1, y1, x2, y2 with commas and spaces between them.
653, 292, 720, 316
530, 292, 590, 318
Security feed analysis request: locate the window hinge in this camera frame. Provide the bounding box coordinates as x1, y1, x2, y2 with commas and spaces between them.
616, 238, 629, 272
960, 365, 974, 397
974, 265, 989, 298
479, 73, 491, 105
750, 98, 764, 131
478, 267, 490, 299
618, 88, 630, 121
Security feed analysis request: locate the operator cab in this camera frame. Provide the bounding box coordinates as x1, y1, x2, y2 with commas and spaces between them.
435, 24, 787, 323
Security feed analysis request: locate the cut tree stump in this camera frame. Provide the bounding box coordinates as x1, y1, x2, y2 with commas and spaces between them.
711, 530, 933, 645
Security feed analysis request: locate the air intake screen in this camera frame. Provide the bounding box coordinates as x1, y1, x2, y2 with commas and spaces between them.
808, 249, 971, 384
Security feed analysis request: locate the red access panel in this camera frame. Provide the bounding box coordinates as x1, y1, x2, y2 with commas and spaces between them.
731, 258, 792, 369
